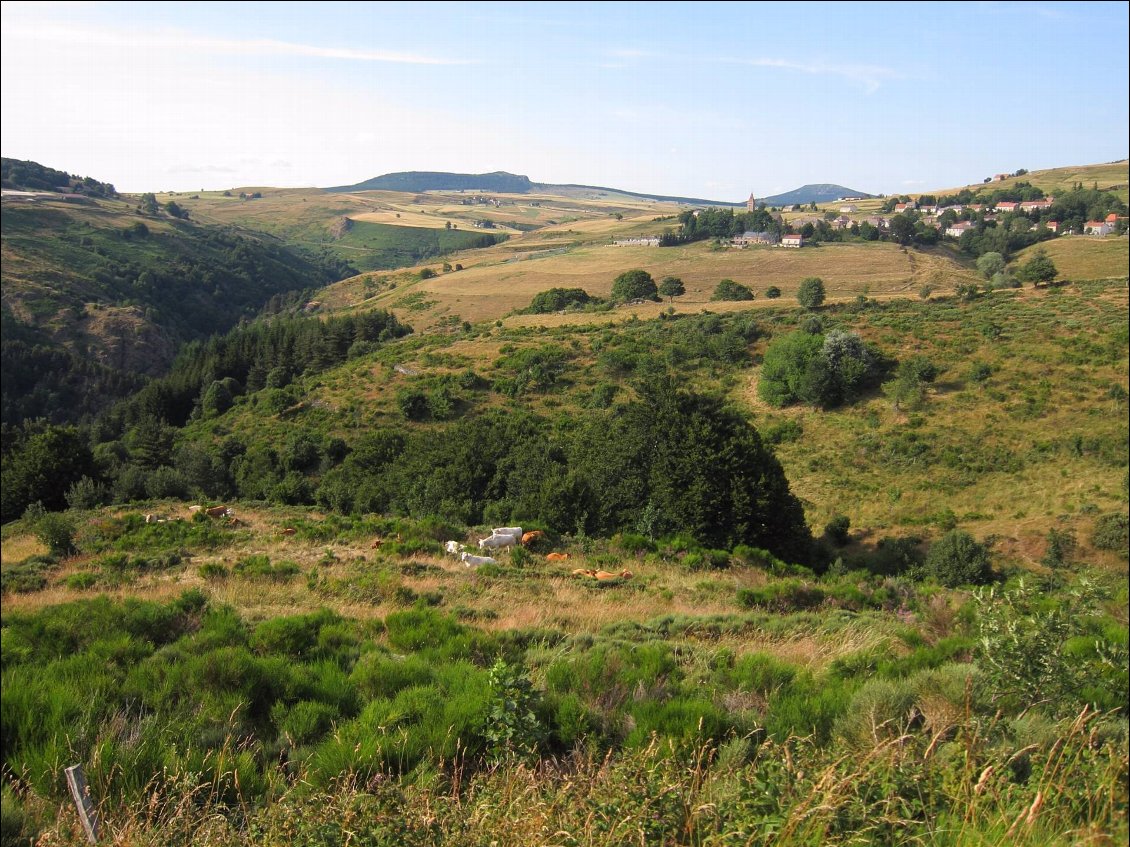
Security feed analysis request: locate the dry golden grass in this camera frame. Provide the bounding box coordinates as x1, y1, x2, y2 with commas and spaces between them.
336, 240, 979, 332
929, 160, 1129, 203
0, 534, 46, 564
1013, 236, 1129, 281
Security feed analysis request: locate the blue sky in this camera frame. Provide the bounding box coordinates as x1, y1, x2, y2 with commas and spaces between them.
2, 1, 1127, 198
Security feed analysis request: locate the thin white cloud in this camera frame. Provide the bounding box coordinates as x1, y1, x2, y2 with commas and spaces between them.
2, 21, 471, 65
719, 56, 900, 93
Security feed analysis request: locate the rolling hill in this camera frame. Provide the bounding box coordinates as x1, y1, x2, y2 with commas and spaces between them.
1, 166, 344, 424
760, 183, 876, 206
327, 169, 875, 207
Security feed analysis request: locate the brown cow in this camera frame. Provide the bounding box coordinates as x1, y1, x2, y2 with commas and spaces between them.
571, 568, 597, 577
281, 527, 297, 536
205, 505, 230, 519
546, 552, 570, 561
521, 530, 546, 546
595, 570, 633, 581
371, 537, 383, 549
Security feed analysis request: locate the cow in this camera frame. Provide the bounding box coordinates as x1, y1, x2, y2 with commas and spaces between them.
460, 552, 496, 567
479, 533, 517, 550
444, 540, 466, 556
281, 527, 297, 536
144, 514, 158, 524
521, 530, 546, 546
205, 505, 230, 519
572, 568, 597, 577
595, 570, 633, 581
371, 537, 383, 549
491, 526, 523, 539
546, 552, 570, 561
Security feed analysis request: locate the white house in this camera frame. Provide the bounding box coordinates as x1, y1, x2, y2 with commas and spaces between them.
839, 204, 858, 213
945, 221, 975, 238
780, 233, 804, 248
1085, 220, 1114, 236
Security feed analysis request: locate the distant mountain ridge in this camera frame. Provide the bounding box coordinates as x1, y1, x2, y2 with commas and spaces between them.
327, 170, 875, 208
759, 184, 875, 206
327, 171, 535, 194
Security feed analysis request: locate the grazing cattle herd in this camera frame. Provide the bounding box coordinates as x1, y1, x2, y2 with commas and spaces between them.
143, 511, 625, 581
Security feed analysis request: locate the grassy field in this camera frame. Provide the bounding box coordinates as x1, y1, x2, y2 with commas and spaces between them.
1013, 234, 1129, 281
322, 240, 982, 332
928, 160, 1129, 204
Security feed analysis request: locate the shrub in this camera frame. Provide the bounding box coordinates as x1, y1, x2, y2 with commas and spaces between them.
834, 677, 917, 748
614, 532, 656, 554
485, 659, 544, 760
526, 288, 594, 314
711, 279, 754, 302
65, 571, 99, 590
233, 555, 300, 582
200, 562, 229, 580
65, 476, 108, 510
924, 530, 992, 587
824, 515, 851, 546
1091, 513, 1128, 557
764, 286, 781, 299
33, 512, 76, 557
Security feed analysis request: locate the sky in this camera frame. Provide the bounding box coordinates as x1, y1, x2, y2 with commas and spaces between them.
2, 1, 1128, 200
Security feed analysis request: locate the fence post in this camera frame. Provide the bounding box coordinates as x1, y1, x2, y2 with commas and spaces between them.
64, 764, 99, 843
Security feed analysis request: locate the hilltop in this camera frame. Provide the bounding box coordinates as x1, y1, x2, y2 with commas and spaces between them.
327, 169, 870, 207
328, 170, 536, 194
760, 183, 875, 206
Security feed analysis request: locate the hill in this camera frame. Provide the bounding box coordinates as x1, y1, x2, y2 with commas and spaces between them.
1, 166, 344, 425
760, 183, 876, 206
926, 160, 1130, 204
1, 156, 117, 198
329, 169, 745, 206
328, 170, 536, 194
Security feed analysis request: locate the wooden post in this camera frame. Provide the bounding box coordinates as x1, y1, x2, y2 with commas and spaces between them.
64, 764, 99, 843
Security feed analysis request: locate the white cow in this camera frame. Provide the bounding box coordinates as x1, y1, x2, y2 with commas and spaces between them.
444, 540, 467, 556
460, 552, 497, 567
492, 526, 523, 538
479, 533, 517, 550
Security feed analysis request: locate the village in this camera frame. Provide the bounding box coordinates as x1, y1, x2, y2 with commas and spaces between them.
613, 188, 1124, 249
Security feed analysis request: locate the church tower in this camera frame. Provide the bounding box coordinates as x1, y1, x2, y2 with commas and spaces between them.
747, 192, 756, 213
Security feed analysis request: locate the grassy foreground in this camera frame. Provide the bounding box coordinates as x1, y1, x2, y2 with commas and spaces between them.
1, 504, 1127, 846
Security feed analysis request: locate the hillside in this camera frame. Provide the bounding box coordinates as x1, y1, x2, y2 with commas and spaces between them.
328, 170, 536, 194
0, 180, 342, 424
2, 277, 1126, 845
927, 160, 1130, 204
760, 183, 875, 206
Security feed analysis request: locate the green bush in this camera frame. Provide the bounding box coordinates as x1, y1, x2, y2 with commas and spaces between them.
764, 286, 781, 298
924, 531, 992, 587
64, 571, 99, 590
834, 677, 917, 748
33, 512, 76, 557
1091, 513, 1128, 557
711, 279, 754, 301
824, 515, 851, 546
526, 288, 595, 314
233, 555, 300, 582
